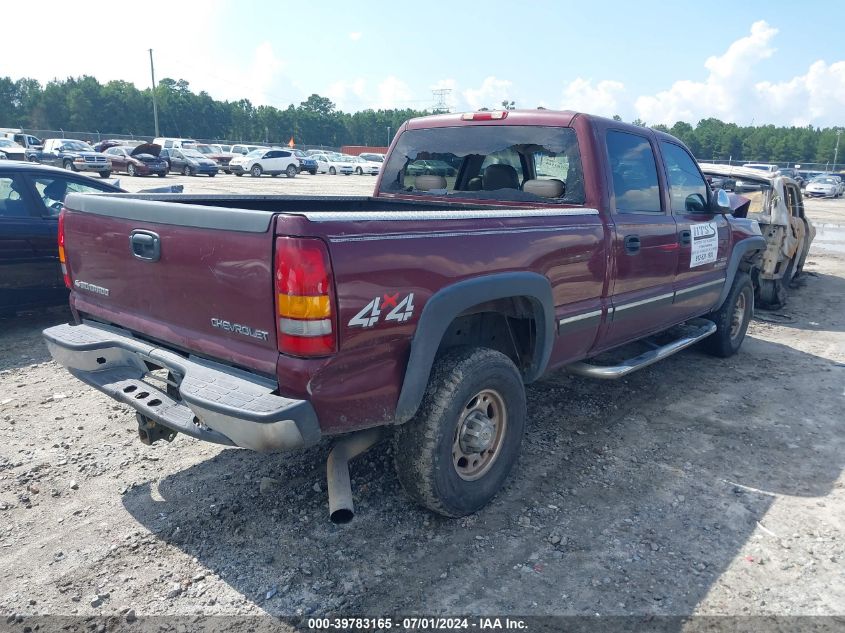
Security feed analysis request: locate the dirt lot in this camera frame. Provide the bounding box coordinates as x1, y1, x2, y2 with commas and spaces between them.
1, 173, 843, 627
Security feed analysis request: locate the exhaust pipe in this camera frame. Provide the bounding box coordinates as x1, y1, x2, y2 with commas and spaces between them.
327, 428, 383, 524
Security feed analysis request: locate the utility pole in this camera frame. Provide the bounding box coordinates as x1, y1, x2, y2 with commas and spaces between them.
149, 49, 160, 137
834, 129, 842, 171
387, 126, 391, 147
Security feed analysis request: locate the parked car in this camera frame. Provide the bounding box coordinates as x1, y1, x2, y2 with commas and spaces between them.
93, 139, 145, 153
152, 137, 197, 150
311, 153, 354, 175
291, 149, 317, 175
804, 176, 841, 198
45, 109, 766, 522
0, 138, 27, 161
161, 148, 218, 176
229, 144, 267, 156
349, 155, 380, 175
229, 148, 299, 177
359, 152, 385, 163
777, 167, 805, 187
699, 163, 815, 308
103, 144, 169, 177
0, 163, 119, 314
195, 143, 234, 172
0, 162, 184, 316
28, 139, 112, 178
406, 159, 458, 177
1, 131, 43, 152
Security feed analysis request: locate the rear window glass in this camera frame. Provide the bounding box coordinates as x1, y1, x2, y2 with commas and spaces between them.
378, 125, 585, 204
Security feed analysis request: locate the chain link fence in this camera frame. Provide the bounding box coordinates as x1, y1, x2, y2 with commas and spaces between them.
12, 129, 340, 153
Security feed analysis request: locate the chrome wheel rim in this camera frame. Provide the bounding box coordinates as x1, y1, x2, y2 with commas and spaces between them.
452, 389, 507, 481
730, 292, 747, 340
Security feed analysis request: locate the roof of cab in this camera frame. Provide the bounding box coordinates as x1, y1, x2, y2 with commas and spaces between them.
405, 109, 579, 130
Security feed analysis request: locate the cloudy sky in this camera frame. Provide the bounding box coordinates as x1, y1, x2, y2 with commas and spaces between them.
2, 0, 844, 127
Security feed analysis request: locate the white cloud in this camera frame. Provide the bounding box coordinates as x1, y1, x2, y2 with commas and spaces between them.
560, 78, 626, 117
634, 21, 779, 125
463, 76, 513, 111
754, 60, 845, 126
324, 78, 367, 110
375, 76, 413, 109
349, 32, 362, 41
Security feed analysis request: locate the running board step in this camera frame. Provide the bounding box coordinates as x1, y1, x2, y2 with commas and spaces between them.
566, 318, 717, 380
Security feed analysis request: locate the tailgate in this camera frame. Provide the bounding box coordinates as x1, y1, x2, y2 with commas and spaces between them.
62, 194, 279, 376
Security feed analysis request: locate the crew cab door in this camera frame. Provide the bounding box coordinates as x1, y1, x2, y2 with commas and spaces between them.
602, 129, 679, 350
659, 141, 730, 320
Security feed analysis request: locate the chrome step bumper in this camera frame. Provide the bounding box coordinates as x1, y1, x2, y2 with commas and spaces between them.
42, 321, 321, 452
566, 318, 717, 380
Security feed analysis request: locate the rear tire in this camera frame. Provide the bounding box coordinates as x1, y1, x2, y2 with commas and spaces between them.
157, 172, 166, 178
286, 164, 297, 178
393, 347, 526, 517
702, 272, 753, 358
100, 171, 111, 179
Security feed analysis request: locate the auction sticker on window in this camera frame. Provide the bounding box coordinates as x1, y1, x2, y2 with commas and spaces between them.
690, 222, 718, 267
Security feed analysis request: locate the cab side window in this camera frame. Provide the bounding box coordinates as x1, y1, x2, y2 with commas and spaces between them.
606, 130, 662, 213
33, 176, 113, 216
0, 175, 31, 217
660, 141, 708, 213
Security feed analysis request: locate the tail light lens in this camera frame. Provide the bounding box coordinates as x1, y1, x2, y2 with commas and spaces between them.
274, 237, 336, 357
58, 209, 71, 289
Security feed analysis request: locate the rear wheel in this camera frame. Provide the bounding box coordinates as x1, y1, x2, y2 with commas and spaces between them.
100, 171, 111, 179
393, 347, 526, 517
157, 172, 166, 178
286, 164, 298, 178
251, 164, 263, 177
702, 272, 753, 357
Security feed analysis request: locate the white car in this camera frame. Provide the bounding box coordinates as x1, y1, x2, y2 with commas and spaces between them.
0, 138, 27, 161
228, 148, 299, 178
349, 156, 380, 176
804, 176, 841, 198
311, 153, 355, 175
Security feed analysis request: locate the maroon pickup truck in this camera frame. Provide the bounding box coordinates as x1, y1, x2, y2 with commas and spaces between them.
43, 110, 765, 523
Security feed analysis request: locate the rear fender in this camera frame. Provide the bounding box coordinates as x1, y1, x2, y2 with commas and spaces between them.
394, 272, 554, 423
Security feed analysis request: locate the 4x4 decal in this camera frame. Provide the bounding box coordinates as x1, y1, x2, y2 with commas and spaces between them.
348, 293, 415, 328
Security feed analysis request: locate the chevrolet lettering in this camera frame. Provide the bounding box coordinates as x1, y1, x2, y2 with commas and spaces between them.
210, 318, 270, 341
73, 280, 110, 296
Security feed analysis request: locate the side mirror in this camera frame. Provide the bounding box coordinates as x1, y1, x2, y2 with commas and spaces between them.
684, 193, 707, 213
710, 189, 732, 214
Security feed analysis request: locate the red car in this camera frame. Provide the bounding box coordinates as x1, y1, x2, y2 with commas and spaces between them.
102, 143, 169, 177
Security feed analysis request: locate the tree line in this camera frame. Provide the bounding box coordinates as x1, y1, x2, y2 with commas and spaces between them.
0, 75, 841, 164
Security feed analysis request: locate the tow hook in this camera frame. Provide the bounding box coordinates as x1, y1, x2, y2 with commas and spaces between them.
136, 413, 178, 445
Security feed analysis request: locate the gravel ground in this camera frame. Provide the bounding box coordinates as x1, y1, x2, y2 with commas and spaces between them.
1, 174, 843, 627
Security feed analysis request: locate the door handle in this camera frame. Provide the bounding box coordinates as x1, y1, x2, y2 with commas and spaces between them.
679, 229, 692, 246
623, 234, 641, 254
129, 230, 161, 262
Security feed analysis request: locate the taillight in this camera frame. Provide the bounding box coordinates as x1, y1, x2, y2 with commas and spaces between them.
274, 237, 336, 357
58, 209, 71, 289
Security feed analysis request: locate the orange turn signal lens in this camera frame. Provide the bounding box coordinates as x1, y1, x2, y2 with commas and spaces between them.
277, 294, 331, 319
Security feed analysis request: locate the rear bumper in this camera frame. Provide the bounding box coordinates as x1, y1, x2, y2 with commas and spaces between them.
42, 322, 321, 452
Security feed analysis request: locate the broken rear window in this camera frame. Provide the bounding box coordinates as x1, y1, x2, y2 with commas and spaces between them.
378, 125, 585, 204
